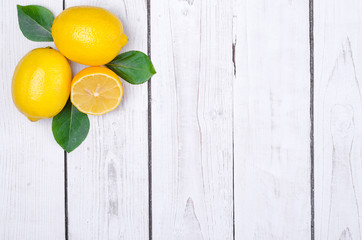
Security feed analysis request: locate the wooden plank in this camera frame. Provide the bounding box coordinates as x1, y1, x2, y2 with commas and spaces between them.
0, 1, 65, 239
314, 0, 362, 238
64, 0, 149, 239
233, 0, 311, 239
151, 0, 234, 239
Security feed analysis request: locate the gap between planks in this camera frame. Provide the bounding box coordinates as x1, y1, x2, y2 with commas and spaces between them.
147, 0, 152, 239
63, 0, 69, 239
309, 0, 315, 239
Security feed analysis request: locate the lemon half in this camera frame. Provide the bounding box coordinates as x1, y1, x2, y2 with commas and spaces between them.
70, 67, 123, 115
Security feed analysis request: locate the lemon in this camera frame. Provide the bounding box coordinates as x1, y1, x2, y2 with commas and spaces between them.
12, 48, 72, 121
71, 67, 123, 115
51, 6, 128, 66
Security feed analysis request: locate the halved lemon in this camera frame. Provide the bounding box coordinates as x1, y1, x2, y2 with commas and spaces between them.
70, 67, 123, 115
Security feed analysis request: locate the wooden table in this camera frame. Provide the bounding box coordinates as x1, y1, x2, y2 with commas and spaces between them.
1, 0, 360, 239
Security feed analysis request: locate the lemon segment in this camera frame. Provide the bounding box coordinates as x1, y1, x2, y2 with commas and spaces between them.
70, 67, 123, 115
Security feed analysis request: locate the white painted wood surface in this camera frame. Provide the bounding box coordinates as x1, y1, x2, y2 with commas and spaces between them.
151, 0, 233, 239
64, 0, 149, 239
2, 0, 362, 239
0, 1, 65, 239
233, 1, 311, 239
315, 0, 362, 239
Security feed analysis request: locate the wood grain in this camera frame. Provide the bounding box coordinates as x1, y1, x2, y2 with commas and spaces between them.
233, 0, 311, 239
4, 0, 362, 238
315, 0, 362, 238
151, 0, 234, 239
0, 1, 65, 239
65, 0, 149, 239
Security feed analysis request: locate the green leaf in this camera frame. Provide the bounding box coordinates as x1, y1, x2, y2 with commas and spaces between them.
52, 100, 90, 153
106, 51, 156, 85
17, 5, 54, 42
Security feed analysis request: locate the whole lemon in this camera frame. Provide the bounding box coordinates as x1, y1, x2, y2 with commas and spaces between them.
12, 48, 72, 122
51, 6, 128, 66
